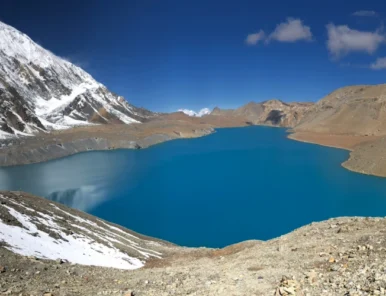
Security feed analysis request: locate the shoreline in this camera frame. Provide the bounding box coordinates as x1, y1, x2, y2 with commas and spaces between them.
2, 121, 386, 178
287, 131, 380, 151
288, 131, 385, 177
287, 133, 354, 151
0, 128, 215, 167
0, 115, 249, 167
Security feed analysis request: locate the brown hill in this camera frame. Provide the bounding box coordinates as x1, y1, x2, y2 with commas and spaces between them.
294, 84, 386, 136
212, 100, 313, 127
288, 83, 386, 177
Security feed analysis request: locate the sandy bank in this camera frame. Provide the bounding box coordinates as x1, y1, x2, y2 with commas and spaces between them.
287, 132, 380, 151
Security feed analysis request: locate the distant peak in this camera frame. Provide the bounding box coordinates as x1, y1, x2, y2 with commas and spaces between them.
178, 108, 211, 117
265, 99, 283, 103
261, 99, 289, 106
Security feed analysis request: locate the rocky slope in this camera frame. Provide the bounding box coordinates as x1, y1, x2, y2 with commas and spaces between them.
0, 191, 175, 270
0, 21, 154, 139
2, 191, 386, 295
294, 84, 386, 136
212, 100, 313, 127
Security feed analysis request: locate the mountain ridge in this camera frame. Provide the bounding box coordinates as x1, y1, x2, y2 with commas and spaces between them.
211, 99, 314, 127
0, 20, 155, 139
294, 84, 386, 136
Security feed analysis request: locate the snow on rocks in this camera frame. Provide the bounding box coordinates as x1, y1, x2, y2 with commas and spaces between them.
0, 192, 168, 270
0, 20, 154, 138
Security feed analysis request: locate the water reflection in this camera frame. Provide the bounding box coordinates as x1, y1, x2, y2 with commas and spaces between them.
0, 150, 137, 211
47, 185, 107, 211
2, 127, 386, 248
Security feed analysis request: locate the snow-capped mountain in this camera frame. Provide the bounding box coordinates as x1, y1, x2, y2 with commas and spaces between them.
0, 21, 154, 138
178, 108, 211, 117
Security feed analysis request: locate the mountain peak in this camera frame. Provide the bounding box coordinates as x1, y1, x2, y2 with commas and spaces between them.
0, 20, 154, 138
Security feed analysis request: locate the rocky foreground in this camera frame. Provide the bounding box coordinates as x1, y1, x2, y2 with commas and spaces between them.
0, 191, 386, 295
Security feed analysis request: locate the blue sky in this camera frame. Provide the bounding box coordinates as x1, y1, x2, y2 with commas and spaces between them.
1, 0, 386, 112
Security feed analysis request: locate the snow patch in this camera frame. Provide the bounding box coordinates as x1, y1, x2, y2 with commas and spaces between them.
57, 116, 95, 127
0, 130, 14, 140
34, 83, 98, 117
178, 108, 211, 117
0, 196, 166, 269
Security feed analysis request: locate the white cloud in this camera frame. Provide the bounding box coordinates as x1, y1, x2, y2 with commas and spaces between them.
326, 24, 385, 58
245, 30, 265, 45
178, 108, 211, 117
268, 18, 313, 43
246, 18, 312, 45
370, 57, 386, 69
352, 10, 378, 17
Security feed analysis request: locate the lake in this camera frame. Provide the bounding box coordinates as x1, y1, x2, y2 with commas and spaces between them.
1, 126, 386, 248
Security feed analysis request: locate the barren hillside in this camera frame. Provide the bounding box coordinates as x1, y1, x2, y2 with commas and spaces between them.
212, 100, 313, 127
295, 84, 386, 136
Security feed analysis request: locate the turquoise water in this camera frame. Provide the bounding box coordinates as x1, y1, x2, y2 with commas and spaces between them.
1, 126, 386, 247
